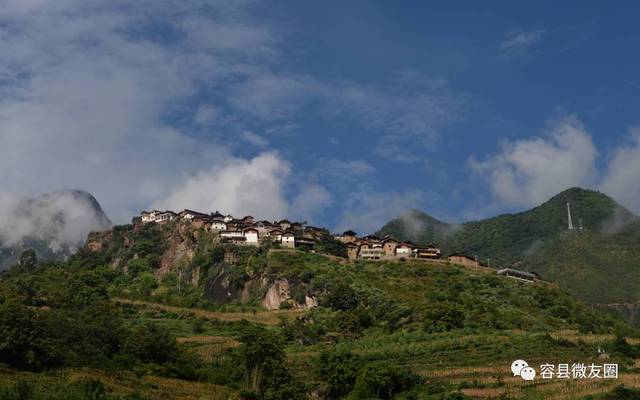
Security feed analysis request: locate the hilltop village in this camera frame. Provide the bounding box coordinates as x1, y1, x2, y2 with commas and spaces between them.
138, 209, 537, 282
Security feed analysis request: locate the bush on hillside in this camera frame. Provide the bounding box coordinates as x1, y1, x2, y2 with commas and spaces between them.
316, 349, 363, 398
350, 363, 422, 399
423, 302, 465, 333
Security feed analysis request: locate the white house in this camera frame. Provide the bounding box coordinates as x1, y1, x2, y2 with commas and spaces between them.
243, 228, 259, 245
141, 210, 159, 223
223, 214, 234, 223
281, 232, 295, 248
395, 243, 413, 256
210, 220, 227, 231
155, 211, 177, 223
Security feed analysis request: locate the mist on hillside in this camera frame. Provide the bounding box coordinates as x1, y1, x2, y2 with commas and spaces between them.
396, 210, 462, 242
0, 190, 111, 252
601, 206, 639, 234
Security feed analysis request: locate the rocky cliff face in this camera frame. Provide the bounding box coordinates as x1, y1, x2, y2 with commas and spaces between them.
84, 219, 317, 310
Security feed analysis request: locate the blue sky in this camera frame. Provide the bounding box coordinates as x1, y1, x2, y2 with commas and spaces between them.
1, 1, 640, 234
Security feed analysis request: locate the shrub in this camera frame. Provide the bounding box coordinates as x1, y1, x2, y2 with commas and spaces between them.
324, 283, 358, 311
316, 349, 362, 398
234, 326, 306, 400
351, 364, 422, 399
423, 302, 465, 333
123, 323, 178, 364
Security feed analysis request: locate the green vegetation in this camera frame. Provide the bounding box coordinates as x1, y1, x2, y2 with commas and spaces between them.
377, 188, 640, 305
2, 216, 640, 399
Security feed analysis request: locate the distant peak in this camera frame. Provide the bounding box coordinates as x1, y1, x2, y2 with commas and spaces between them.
546, 187, 616, 205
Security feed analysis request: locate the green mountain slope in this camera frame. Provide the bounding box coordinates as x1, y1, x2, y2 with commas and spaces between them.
377, 188, 640, 304
3, 216, 640, 399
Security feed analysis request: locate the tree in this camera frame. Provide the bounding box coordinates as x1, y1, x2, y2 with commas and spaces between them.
0, 301, 53, 370
316, 349, 362, 398
351, 364, 421, 399
235, 326, 305, 400
127, 258, 152, 278
314, 233, 347, 258
610, 335, 639, 359
324, 283, 358, 311
124, 323, 178, 364
18, 249, 38, 271
137, 272, 158, 296
66, 271, 109, 307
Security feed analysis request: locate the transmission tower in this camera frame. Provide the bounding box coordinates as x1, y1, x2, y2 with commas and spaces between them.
567, 202, 575, 230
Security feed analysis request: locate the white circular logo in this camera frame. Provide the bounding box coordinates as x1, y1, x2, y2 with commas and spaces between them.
520, 366, 536, 381
511, 359, 529, 376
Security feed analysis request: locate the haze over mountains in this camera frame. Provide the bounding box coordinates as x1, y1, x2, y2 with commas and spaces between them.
0, 190, 111, 269
378, 187, 640, 305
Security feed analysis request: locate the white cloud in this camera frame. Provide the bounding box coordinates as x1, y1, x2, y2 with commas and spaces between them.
153, 152, 333, 222
0, 190, 110, 250
0, 1, 277, 222
336, 190, 425, 235
600, 129, 640, 214
499, 28, 545, 56
153, 153, 291, 220
290, 184, 333, 222
228, 71, 462, 160
470, 114, 598, 208
240, 130, 269, 148
0, 0, 462, 230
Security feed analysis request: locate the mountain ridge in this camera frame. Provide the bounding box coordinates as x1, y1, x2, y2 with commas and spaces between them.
377, 187, 640, 305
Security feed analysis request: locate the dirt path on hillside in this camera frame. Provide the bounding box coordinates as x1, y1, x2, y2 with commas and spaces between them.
113, 298, 304, 325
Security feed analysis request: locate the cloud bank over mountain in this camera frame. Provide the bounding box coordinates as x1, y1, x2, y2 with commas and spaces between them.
471, 114, 640, 215
0, 190, 111, 251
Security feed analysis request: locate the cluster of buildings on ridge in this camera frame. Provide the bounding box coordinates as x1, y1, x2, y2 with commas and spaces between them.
138, 209, 537, 283
139, 209, 322, 248
335, 230, 536, 282
335, 230, 441, 261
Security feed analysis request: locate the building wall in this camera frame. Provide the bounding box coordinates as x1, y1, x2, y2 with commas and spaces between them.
221, 231, 243, 238
211, 222, 227, 230
449, 255, 478, 268
359, 248, 384, 260
415, 249, 440, 259
382, 242, 397, 256
347, 246, 359, 260
244, 231, 259, 245
281, 235, 295, 248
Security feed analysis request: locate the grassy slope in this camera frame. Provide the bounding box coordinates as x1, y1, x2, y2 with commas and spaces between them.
123, 250, 637, 399
269, 252, 640, 399
377, 188, 640, 304
2, 246, 639, 399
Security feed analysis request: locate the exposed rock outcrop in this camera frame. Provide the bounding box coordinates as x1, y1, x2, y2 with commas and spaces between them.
262, 279, 290, 310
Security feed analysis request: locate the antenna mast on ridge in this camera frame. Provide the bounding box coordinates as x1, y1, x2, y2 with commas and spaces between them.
567, 202, 575, 230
